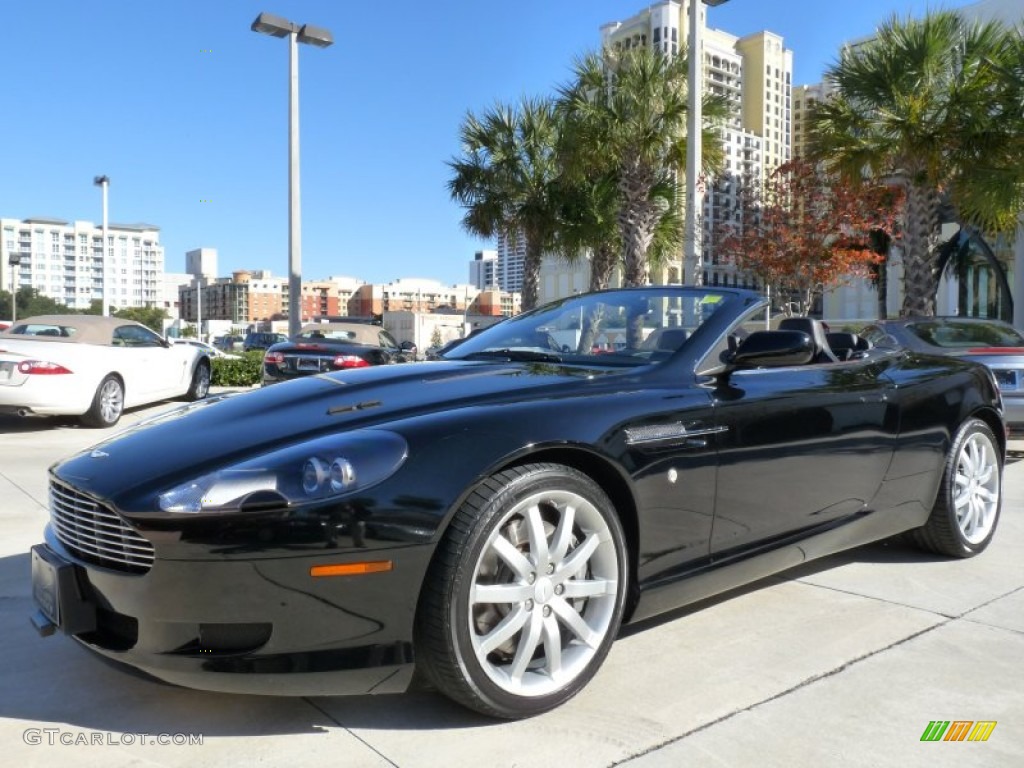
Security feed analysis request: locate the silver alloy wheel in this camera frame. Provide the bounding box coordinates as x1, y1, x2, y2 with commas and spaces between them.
195, 364, 210, 398
954, 431, 1000, 545
468, 489, 619, 697
99, 378, 124, 425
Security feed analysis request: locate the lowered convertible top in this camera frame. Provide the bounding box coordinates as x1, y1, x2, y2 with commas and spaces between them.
0, 314, 136, 345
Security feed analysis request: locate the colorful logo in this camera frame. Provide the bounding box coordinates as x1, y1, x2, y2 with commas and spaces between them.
920, 721, 997, 742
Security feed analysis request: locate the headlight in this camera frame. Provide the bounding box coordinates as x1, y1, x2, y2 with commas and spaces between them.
158, 430, 407, 514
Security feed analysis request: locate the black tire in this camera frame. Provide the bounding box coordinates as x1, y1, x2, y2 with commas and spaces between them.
909, 418, 1002, 558
185, 360, 211, 401
415, 463, 627, 718
80, 375, 124, 428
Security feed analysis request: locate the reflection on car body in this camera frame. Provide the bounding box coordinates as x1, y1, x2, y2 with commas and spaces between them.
29, 288, 1005, 719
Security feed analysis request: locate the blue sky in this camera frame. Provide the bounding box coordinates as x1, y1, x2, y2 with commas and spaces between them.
3, 0, 950, 286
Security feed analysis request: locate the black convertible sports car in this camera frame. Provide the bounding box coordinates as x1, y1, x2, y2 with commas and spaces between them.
30, 286, 1004, 718
262, 322, 416, 385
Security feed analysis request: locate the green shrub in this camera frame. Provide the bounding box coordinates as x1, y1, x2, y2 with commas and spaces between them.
211, 350, 264, 387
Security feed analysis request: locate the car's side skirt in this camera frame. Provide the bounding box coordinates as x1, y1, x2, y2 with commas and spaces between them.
629, 505, 926, 624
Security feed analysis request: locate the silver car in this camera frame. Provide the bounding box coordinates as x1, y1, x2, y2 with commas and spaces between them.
861, 317, 1024, 435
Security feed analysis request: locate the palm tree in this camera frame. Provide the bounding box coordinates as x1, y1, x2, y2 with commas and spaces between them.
558, 46, 728, 288
810, 11, 1023, 317
448, 98, 563, 311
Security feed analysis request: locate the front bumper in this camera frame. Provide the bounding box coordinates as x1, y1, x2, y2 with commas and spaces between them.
31, 526, 431, 696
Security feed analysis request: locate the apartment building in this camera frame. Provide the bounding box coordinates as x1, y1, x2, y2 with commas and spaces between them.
1, 217, 164, 310
496, 231, 526, 293
469, 250, 499, 290
348, 278, 483, 318
600, 1, 792, 291
791, 83, 834, 160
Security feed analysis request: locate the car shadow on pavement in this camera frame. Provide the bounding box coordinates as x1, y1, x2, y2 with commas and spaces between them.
0, 414, 83, 433
0, 551, 498, 735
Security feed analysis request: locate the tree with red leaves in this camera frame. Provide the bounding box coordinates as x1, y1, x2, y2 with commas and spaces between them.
714, 160, 902, 316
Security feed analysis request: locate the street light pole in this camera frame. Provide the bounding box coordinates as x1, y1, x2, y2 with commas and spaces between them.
93, 175, 110, 316
684, 0, 729, 287
195, 276, 203, 340
8, 254, 19, 323
288, 28, 301, 338
251, 12, 333, 338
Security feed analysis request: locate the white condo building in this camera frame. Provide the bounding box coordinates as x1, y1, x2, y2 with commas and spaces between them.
496, 231, 527, 293
1, 217, 164, 311
469, 250, 499, 290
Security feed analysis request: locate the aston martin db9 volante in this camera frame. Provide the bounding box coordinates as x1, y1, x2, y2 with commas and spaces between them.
30, 287, 1004, 718
1, 315, 210, 427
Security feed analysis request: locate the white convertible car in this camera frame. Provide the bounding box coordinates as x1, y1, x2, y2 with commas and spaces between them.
0, 315, 211, 427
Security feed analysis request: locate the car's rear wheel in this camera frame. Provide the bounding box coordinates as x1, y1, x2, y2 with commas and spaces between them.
910, 418, 1001, 557
81, 375, 124, 428
185, 360, 210, 401
416, 463, 627, 718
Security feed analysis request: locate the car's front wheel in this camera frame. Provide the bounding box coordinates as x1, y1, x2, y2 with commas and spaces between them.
185, 360, 210, 401
910, 417, 1002, 557
81, 375, 124, 428
416, 463, 627, 718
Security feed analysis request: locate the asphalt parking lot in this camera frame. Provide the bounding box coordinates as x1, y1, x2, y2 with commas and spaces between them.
1, 392, 1022, 767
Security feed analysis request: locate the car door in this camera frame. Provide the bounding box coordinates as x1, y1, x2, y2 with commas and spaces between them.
112, 325, 184, 404
709, 354, 898, 558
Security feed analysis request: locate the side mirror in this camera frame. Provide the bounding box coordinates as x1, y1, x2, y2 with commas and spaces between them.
400, 340, 417, 352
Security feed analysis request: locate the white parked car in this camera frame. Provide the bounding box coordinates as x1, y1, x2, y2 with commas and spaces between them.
0, 315, 211, 427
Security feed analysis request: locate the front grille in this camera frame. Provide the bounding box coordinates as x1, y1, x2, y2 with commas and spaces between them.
49, 479, 154, 574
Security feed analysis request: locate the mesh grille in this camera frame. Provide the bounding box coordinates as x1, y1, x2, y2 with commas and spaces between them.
50, 479, 154, 574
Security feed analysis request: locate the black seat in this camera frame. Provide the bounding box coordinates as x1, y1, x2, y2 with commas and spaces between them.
656, 328, 690, 352
778, 317, 839, 363
826, 332, 872, 361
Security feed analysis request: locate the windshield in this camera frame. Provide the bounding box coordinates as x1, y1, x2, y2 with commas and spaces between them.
447, 288, 731, 366
906, 320, 1024, 349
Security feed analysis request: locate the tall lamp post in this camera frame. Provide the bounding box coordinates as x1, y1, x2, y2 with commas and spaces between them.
8, 253, 19, 323
93, 175, 110, 316
684, 0, 729, 287
251, 12, 333, 338
195, 276, 203, 341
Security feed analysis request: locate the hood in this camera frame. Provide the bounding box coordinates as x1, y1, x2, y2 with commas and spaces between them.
54, 360, 618, 503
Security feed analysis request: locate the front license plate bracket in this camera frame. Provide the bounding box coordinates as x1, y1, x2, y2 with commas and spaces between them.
31, 545, 97, 637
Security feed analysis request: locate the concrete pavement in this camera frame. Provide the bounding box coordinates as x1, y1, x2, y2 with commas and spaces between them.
1, 393, 1021, 767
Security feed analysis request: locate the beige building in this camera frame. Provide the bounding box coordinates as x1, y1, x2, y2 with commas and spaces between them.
811, 0, 1024, 323
791, 82, 834, 160
735, 30, 792, 175
349, 278, 482, 318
